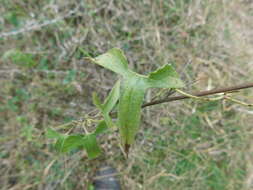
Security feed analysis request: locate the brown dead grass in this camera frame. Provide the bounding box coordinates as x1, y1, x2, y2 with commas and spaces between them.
0, 0, 253, 189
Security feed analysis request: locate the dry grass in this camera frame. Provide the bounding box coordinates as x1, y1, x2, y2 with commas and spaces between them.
1, 0, 253, 189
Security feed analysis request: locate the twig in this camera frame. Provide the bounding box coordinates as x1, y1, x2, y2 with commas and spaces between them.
0, 9, 78, 39
225, 96, 253, 107
142, 82, 253, 108
0, 69, 72, 75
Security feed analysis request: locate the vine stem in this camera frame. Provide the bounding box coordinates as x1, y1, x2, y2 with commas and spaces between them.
142, 82, 253, 108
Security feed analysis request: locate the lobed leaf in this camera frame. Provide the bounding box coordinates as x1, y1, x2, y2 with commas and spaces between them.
146, 64, 184, 88
55, 136, 67, 152
56, 134, 84, 153
89, 49, 185, 152
47, 124, 105, 158
94, 120, 108, 136
54, 133, 102, 159
83, 134, 101, 159
89, 48, 129, 76
46, 128, 63, 139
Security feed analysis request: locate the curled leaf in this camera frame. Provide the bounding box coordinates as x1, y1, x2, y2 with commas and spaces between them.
56, 135, 84, 153
88, 48, 129, 76
103, 80, 120, 113
46, 128, 63, 139
92, 80, 120, 128
94, 120, 108, 136
146, 64, 184, 88
83, 134, 101, 159
118, 76, 146, 148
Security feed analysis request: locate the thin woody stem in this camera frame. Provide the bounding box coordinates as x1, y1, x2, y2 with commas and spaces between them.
142, 82, 253, 108
56, 82, 253, 130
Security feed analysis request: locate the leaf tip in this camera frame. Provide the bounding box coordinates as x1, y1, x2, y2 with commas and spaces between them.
124, 144, 130, 158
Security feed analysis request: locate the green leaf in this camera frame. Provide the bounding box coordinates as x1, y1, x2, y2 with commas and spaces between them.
94, 120, 108, 136
146, 64, 184, 88
87, 48, 185, 153
57, 134, 85, 153
46, 128, 68, 152
46, 128, 63, 139
92, 80, 120, 114
103, 114, 114, 129
55, 136, 67, 152
89, 48, 129, 76
51, 131, 102, 158
103, 80, 120, 113
92, 92, 103, 110
83, 134, 101, 159
93, 81, 120, 128
46, 127, 103, 158
118, 76, 147, 146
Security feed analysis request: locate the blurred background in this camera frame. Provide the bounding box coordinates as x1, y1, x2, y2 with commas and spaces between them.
0, 0, 253, 189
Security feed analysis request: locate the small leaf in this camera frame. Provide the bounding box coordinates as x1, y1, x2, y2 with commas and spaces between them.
146, 64, 184, 88
55, 137, 67, 152
89, 48, 129, 76
57, 135, 85, 153
94, 120, 108, 136
103, 114, 114, 129
92, 92, 103, 110
83, 134, 101, 159
92, 80, 120, 113
93, 81, 120, 128
46, 128, 63, 139
103, 80, 120, 113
